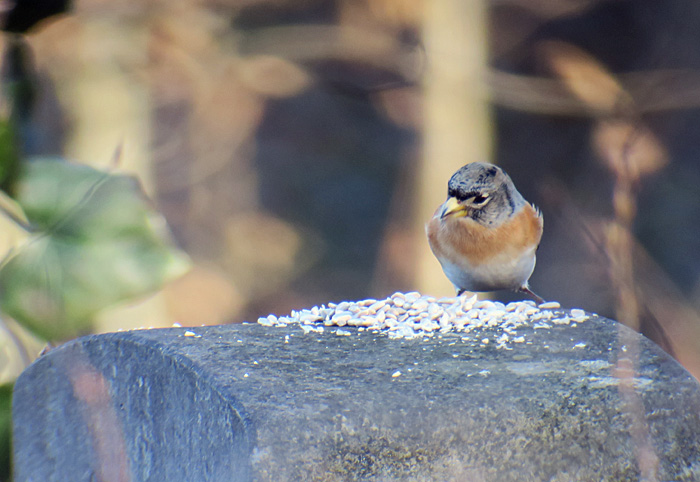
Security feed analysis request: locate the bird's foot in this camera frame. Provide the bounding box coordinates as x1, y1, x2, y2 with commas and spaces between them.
518, 286, 545, 305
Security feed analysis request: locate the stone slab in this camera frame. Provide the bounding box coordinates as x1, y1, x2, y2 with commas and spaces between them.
13, 312, 700, 481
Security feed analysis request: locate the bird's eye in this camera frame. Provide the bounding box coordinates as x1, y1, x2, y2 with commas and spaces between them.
471, 194, 489, 205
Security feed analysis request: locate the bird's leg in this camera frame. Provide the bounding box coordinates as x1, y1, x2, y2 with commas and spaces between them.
456, 288, 466, 296
518, 286, 545, 305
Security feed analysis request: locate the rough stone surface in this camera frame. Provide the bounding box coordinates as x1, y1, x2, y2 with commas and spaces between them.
13, 306, 700, 481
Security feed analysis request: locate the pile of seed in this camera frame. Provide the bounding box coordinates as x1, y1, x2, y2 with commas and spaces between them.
257, 292, 589, 348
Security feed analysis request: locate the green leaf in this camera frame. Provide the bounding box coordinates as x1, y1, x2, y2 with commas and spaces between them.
0, 119, 20, 194
0, 382, 12, 482
0, 158, 190, 340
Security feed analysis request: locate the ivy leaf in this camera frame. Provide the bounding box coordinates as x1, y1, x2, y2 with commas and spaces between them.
0, 382, 11, 481
0, 158, 190, 340
0, 119, 20, 194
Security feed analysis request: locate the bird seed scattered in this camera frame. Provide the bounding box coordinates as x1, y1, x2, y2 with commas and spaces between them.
257, 292, 588, 349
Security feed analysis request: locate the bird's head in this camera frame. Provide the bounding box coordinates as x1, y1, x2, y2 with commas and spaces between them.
439, 162, 523, 226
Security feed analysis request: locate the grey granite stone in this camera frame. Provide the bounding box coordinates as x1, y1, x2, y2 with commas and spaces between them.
13, 311, 700, 481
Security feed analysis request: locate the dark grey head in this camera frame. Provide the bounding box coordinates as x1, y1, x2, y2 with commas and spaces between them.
444, 162, 526, 226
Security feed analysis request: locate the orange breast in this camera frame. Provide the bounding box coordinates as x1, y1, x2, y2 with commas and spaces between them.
427, 203, 543, 268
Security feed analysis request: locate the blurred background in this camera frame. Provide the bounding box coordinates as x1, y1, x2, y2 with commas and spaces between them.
1, 0, 700, 478
0, 0, 699, 406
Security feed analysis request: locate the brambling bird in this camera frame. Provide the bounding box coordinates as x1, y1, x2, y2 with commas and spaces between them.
426, 162, 545, 303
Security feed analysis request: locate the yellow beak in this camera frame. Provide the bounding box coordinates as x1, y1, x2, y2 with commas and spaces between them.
440, 196, 468, 219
